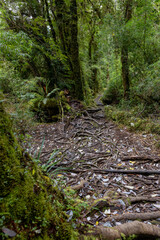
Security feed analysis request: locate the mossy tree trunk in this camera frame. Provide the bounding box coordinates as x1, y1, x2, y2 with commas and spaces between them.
121, 0, 133, 99
0, 101, 75, 240
121, 46, 130, 99
89, 36, 99, 95
55, 0, 84, 100
70, 0, 84, 100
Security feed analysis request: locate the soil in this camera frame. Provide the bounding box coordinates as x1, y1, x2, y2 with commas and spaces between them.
23, 97, 160, 228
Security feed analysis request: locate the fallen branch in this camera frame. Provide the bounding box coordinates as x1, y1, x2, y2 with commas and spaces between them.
128, 196, 160, 204
82, 113, 103, 126
121, 156, 160, 162
104, 211, 160, 222
93, 169, 160, 175
49, 167, 160, 175
86, 108, 102, 113
93, 221, 160, 240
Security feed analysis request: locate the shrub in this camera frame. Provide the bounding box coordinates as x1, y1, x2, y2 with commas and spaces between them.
101, 77, 123, 105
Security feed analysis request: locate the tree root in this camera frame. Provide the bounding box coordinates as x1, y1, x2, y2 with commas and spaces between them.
129, 196, 160, 204
121, 156, 160, 162
104, 211, 160, 222
71, 180, 88, 191
93, 169, 160, 175
93, 221, 160, 240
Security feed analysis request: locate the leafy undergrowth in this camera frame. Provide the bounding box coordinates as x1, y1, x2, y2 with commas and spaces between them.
104, 105, 160, 148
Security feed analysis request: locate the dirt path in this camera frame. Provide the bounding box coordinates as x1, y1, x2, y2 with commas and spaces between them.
24, 99, 160, 228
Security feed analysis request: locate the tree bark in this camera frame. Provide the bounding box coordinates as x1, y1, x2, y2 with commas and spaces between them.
121, 0, 133, 99
70, 0, 84, 100
121, 46, 130, 99
89, 32, 99, 94
55, 0, 84, 100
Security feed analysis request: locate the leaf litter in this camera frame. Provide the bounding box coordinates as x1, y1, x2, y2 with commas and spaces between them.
23, 98, 160, 229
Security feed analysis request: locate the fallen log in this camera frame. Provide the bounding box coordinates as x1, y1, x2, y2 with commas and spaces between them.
129, 196, 160, 204
93, 221, 160, 240
104, 211, 160, 222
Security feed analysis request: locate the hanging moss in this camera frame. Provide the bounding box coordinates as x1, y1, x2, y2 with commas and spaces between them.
0, 101, 77, 240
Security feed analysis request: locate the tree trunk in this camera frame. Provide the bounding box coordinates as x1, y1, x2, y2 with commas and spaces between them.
55, 0, 84, 100
89, 32, 99, 95
70, 0, 84, 100
121, 46, 130, 99
92, 41, 99, 95
121, 0, 133, 99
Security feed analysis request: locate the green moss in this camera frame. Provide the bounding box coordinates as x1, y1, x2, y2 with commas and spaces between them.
105, 105, 160, 135
0, 102, 77, 239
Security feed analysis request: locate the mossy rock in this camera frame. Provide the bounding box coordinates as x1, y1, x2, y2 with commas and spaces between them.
28, 97, 59, 122
0, 102, 77, 239
29, 94, 71, 122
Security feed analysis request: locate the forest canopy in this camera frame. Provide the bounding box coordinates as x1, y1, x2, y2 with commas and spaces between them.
0, 0, 160, 104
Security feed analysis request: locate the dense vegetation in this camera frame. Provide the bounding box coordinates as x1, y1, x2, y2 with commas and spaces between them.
0, 1, 160, 115
0, 0, 160, 239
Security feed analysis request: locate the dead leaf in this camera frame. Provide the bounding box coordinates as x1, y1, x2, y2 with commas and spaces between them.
2, 227, 17, 237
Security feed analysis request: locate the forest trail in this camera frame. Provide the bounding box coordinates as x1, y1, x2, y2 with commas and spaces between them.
25, 98, 160, 227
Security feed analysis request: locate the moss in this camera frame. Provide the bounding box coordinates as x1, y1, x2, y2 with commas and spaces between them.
0, 102, 77, 239
105, 105, 160, 135
29, 93, 71, 122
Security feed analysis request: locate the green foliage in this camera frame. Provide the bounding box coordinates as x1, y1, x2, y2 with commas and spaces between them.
39, 149, 69, 177
105, 105, 160, 135
0, 30, 36, 79
101, 77, 123, 105
120, 234, 137, 240
133, 60, 160, 104
63, 188, 89, 220
0, 62, 21, 94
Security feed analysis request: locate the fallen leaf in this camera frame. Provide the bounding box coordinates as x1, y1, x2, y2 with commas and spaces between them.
86, 195, 91, 199
153, 204, 160, 209
2, 227, 17, 237
117, 163, 122, 167
57, 174, 63, 177
103, 222, 112, 227
125, 185, 134, 190
130, 161, 136, 164
104, 209, 111, 215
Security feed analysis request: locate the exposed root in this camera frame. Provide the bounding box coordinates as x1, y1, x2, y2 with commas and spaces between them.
129, 196, 160, 204
71, 180, 88, 191
104, 211, 160, 222
93, 221, 160, 240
